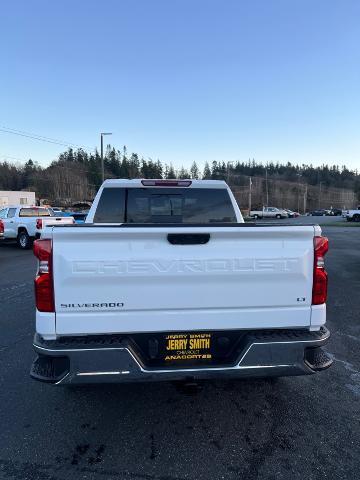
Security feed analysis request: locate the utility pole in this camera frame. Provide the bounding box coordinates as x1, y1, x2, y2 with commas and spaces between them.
226, 161, 235, 184
298, 186, 300, 213
265, 168, 269, 206
297, 172, 302, 213
303, 184, 307, 214
248, 176, 252, 214
100, 132, 112, 183
318, 181, 323, 209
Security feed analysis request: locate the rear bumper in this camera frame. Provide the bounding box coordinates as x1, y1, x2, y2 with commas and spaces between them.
31, 327, 332, 385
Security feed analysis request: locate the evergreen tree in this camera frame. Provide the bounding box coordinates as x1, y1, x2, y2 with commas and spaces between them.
107, 147, 121, 177
190, 161, 200, 179
128, 153, 140, 178
75, 148, 88, 164
202, 162, 211, 179
178, 166, 190, 179
211, 161, 219, 179
155, 160, 163, 178
120, 146, 129, 177
88, 150, 102, 188
166, 164, 176, 179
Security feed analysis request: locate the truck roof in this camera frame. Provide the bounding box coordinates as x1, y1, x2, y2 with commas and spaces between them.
102, 179, 228, 189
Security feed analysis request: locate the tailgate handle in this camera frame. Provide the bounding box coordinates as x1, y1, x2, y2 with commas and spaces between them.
167, 233, 210, 245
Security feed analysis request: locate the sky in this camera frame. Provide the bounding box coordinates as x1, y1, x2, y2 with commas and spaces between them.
1, 0, 360, 170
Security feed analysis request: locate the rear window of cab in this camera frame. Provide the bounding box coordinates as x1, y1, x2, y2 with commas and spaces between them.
19, 208, 51, 217
94, 187, 236, 224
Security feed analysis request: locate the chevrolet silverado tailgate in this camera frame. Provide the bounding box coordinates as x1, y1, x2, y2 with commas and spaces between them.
52, 225, 316, 334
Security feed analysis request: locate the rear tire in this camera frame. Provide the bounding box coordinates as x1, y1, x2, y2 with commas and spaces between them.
276, 214, 281, 219
17, 230, 31, 249
253, 214, 259, 219
354, 215, 360, 222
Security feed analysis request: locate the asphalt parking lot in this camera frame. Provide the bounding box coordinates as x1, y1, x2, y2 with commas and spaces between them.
0, 222, 359, 480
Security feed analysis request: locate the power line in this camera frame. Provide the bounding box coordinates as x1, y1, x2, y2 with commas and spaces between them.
0, 126, 94, 151
0, 126, 164, 165
0, 127, 164, 169
0, 128, 69, 147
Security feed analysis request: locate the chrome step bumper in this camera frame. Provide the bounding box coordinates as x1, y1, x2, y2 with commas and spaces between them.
30, 327, 332, 384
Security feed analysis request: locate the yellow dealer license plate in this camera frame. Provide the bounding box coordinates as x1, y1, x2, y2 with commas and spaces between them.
164, 333, 212, 362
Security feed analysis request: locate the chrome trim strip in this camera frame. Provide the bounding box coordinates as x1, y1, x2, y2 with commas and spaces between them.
74, 365, 291, 379
55, 372, 70, 385
77, 371, 130, 376
34, 344, 127, 353
237, 364, 292, 369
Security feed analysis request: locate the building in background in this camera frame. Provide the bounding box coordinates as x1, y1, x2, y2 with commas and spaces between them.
0, 191, 36, 207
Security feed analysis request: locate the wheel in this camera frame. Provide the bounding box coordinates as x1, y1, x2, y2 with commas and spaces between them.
17, 230, 31, 249
276, 214, 281, 219
253, 214, 259, 219
354, 215, 360, 222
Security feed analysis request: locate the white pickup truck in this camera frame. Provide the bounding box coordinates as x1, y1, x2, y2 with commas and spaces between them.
0, 206, 74, 249
30, 179, 331, 385
345, 207, 360, 222
250, 207, 288, 219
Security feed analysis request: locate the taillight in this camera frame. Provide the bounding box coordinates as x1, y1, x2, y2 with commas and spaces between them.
33, 239, 54, 312
312, 236, 329, 305
36, 218, 43, 230
0, 220, 4, 234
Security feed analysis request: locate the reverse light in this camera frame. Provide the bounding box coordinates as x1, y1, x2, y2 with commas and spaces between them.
312, 236, 329, 305
33, 239, 54, 312
141, 179, 192, 187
